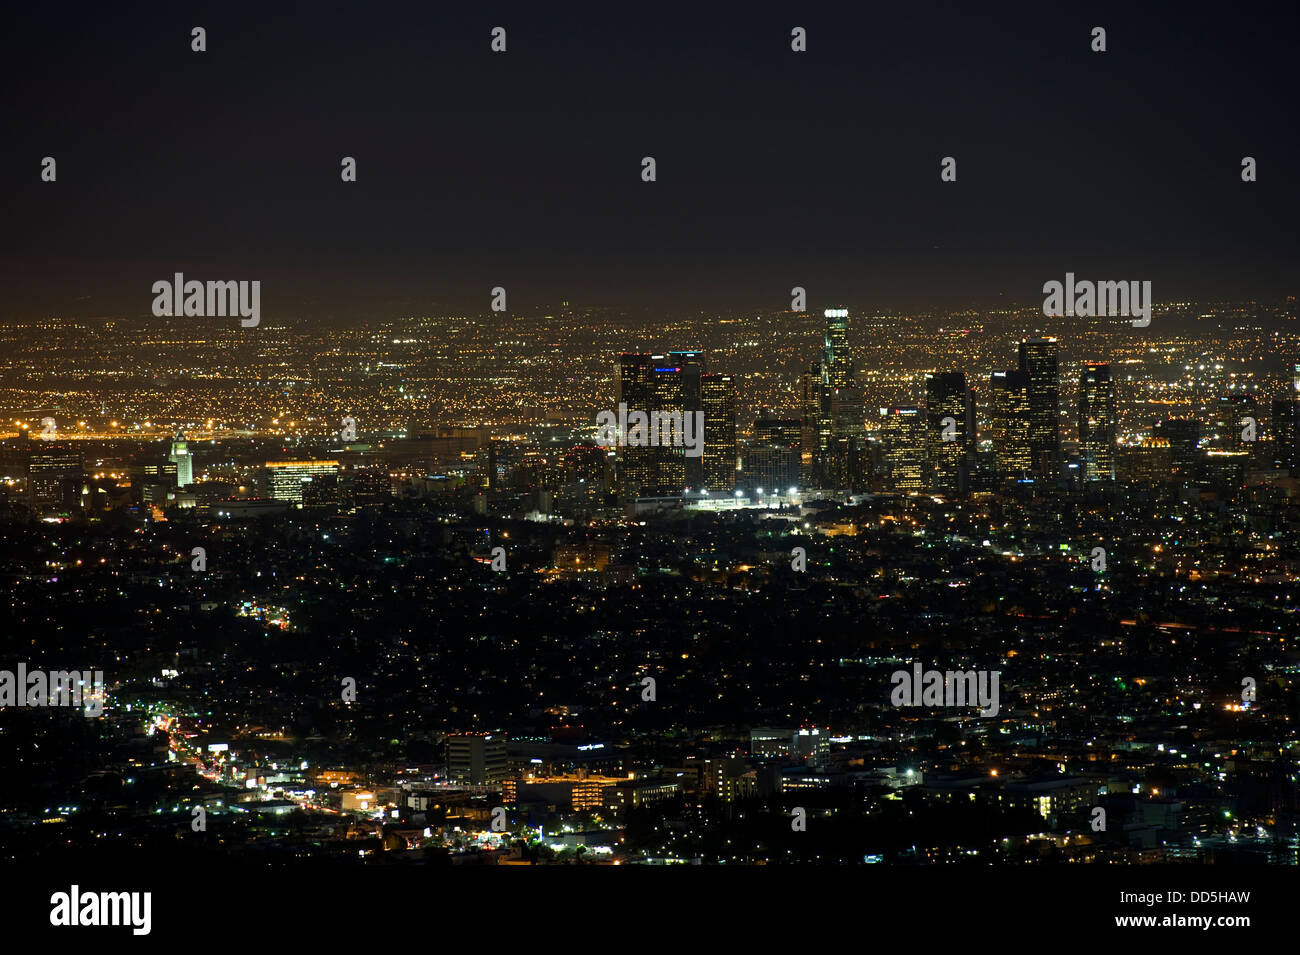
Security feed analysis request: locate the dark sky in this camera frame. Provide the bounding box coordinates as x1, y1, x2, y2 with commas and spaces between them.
2, 0, 1296, 320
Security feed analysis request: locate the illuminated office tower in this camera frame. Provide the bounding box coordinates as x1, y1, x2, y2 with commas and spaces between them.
744, 410, 801, 493
27, 438, 84, 510
1213, 394, 1260, 450
264, 460, 340, 504
1272, 397, 1300, 471
881, 407, 925, 491
617, 353, 656, 411
989, 370, 1032, 483
924, 372, 974, 495
649, 361, 689, 494
701, 373, 737, 492
1018, 338, 1060, 480
1279, 364, 1300, 471
823, 308, 853, 389
669, 351, 706, 489
168, 430, 194, 488
800, 361, 832, 485
617, 353, 656, 497
1078, 363, 1116, 481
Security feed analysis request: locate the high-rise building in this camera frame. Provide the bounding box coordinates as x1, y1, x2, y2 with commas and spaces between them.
669, 351, 706, 489
740, 444, 800, 492
823, 308, 853, 389
742, 411, 802, 492
1271, 397, 1300, 471
925, 372, 974, 494
754, 411, 802, 449
264, 460, 340, 504
616, 351, 711, 497
1018, 338, 1060, 481
649, 361, 689, 494
1154, 418, 1203, 477
881, 407, 925, 492
701, 373, 737, 492
831, 386, 865, 442
617, 353, 656, 497
1213, 395, 1260, 451
168, 430, 194, 488
446, 733, 508, 785
1078, 362, 1116, 482
825, 385, 868, 491
27, 439, 83, 511
800, 361, 831, 486
988, 370, 1032, 483
798, 308, 857, 490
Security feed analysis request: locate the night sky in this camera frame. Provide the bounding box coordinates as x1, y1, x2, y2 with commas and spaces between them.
2, 0, 1296, 320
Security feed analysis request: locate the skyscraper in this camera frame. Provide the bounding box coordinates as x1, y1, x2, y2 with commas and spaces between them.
988, 370, 1033, 483
881, 407, 925, 491
800, 361, 832, 487
701, 373, 737, 492
823, 308, 853, 389
169, 430, 194, 488
616, 351, 710, 497
1154, 418, 1203, 477
1272, 397, 1300, 471
827, 384, 868, 491
617, 353, 656, 497
924, 372, 974, 495
744, 410, 801, 493
649, 361, 689, 494
1078, 363, 1116, 481
669, 351, 706, 489
1213, 394, 1260, 450
1018, 338, 1061, 481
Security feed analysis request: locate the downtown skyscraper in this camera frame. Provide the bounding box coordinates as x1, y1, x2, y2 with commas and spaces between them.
823, 307, 853, 389
616, 351, 732, 499
988, 370, 1033, 483
881, 407, 925, 491
1018, 338, 1061, 482
701, 372, 737, 492
616, 353, 660, 497
1078, 362, 1116, 482
801, 307, 866, 489
924, 371, 974, 495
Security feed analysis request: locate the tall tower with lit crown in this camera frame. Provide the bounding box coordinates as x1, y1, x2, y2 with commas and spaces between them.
169, 430, 193, 488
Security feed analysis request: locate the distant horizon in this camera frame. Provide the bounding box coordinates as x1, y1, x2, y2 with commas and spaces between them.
1, 291, 1295, 327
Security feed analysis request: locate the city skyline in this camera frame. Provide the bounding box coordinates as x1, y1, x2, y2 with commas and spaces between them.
3, 0, 1297, 933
